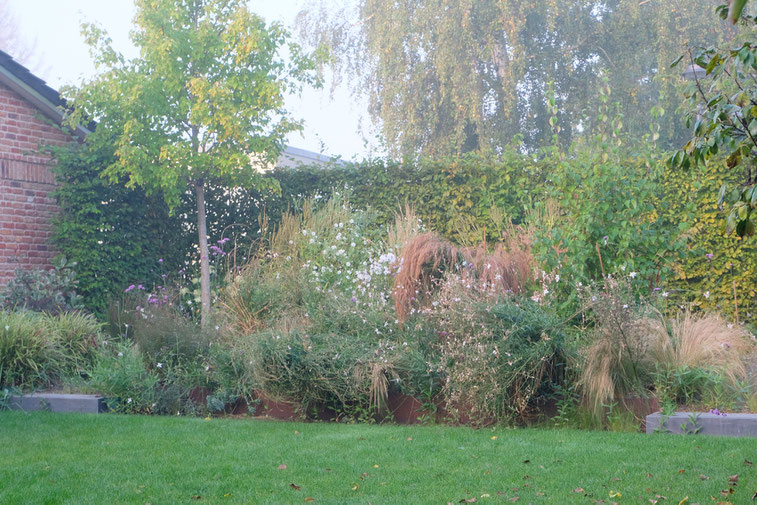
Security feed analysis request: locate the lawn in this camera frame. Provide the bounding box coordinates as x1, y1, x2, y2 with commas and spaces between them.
1, 412, 755, 504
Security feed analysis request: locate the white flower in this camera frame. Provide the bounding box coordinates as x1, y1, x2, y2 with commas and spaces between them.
622, 304, 629, 309
118, 352, 124, 357
704, 291, 710, 299
289, 240, 294, 244
4, 325, 8, 331
661, 291, 668, 298
127, 398, 133, 404
309, 238, 315, 244
620, 265, 626, 272
157, 363, 163, 368
346, 261, 351, 267
555, 274, 560, 282
629, 272, 637, 279
205, 365, 210, 372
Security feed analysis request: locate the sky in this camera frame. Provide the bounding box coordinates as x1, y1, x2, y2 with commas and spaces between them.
5, 0, 375, 160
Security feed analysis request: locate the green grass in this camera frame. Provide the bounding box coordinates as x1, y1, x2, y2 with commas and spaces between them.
1, 412, 756, 504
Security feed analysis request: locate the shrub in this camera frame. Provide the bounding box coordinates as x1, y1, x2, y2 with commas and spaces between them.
86, 342, 160, 414
428, 268, 569, 424
0, 257, 83, 314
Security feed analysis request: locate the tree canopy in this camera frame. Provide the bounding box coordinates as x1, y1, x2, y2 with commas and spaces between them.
299, 0, 742, 157
66, 0, 321, 325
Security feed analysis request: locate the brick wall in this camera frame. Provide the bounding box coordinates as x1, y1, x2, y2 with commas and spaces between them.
0, 81, 72, 286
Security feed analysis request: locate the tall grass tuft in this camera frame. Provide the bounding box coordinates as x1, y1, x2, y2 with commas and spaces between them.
0, 311, 52, 388
393, 233, 459, 323
648, 310, 754, 388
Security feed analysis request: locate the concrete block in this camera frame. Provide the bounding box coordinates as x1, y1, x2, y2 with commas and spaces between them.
8, 393, 106, 413
646, 411, 757, 437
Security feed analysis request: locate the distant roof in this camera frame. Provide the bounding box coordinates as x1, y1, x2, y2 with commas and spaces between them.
277, 145, 343, 169
0, 49, 89, 137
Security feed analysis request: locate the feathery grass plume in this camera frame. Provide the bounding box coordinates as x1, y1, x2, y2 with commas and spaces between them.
578, 282, 656, 416
386, 203, 423, 253
647, 309, 754, 386
393, 232, 459, 323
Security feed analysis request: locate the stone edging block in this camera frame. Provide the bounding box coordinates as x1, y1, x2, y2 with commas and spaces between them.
646, 411, 757, 437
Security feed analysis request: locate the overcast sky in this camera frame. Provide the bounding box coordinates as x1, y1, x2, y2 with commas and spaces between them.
6, 0, 375, 160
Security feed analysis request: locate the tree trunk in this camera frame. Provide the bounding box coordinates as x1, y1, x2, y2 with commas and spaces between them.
195, 180, 211, 328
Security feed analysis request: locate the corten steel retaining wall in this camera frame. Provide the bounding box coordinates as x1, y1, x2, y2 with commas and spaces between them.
0, 81, 71, 286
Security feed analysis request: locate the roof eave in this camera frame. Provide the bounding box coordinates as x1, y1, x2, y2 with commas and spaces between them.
0, 65, 90, 139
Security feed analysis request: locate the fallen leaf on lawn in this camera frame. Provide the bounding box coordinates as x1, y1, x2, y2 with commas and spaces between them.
360, 473, 369, 480
294, 431, 300, 435
407, 437, 412, 441
678, 469, 685, 474
650, 500, 658, 504
573, 488, 585, 493
290, 484, 302, 491
191, 496, 202, 500
509, 497, 519, 503
539, 465, 545, 470
678, 498, 688, 505
352, 485, 358, 491
752, 490, 757, 500
647, 473, 654, 478
612, 478, 621, 482
325, 468, 331, 472
223, 493, 231, 497
278, 464, 287, 470
728, 475, 738, 484
523, 459, 530, 464
497, 491, 505, 496
480, 494, 490, 498
304, 498, 315, 502
459, 498, 476, 503
484, 470, 491, 476
745, 459, 753, 467
373, 465, 379, 468
609, 491, 622, 498
536, 492, 545, 496
491, 436, 498, 440
523, 475, 531, 480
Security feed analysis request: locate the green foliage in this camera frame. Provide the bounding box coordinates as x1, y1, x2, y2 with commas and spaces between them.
65, 0, 322, 324
49, 142, 186, 316
0, 310, 104, 390
0, 256, 83, 314
432, 288, 570, 424
661, 159, 757, 319
269, 150, 541, 245
86, 341, 160, 414
46, 311, 103, 378
0, 311, 52, 389
671, 13, 757, 238
299, 0, 739, 156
